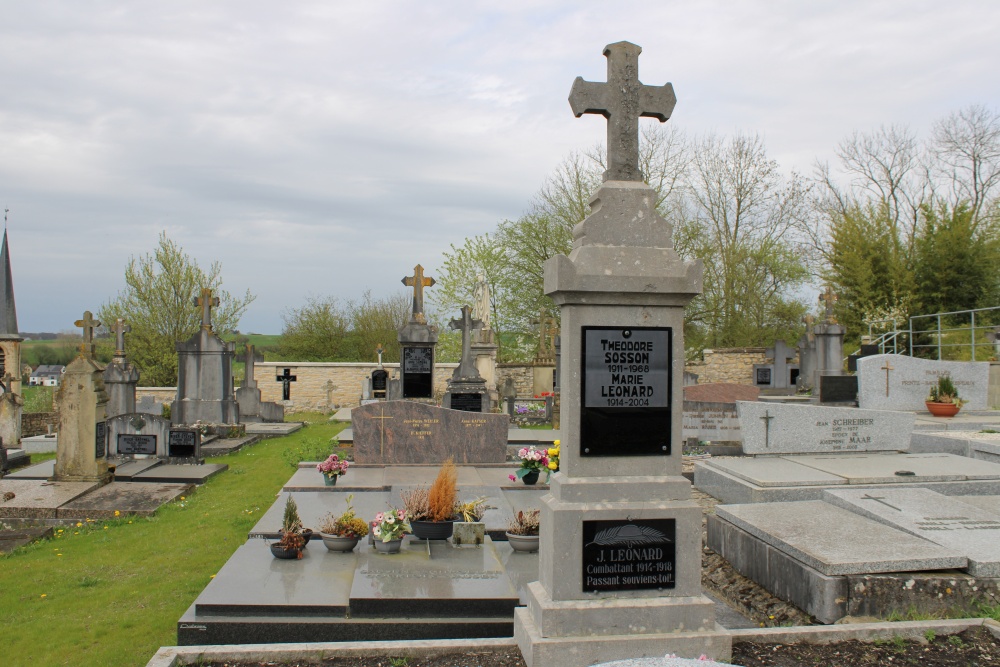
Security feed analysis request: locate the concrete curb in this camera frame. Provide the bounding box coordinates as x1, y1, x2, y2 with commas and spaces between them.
146, 618, 1000, 666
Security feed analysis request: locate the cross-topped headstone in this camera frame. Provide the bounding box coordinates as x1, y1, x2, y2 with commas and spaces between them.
74, 311, 101, 359
275, 367, 297, 401
569, 41, 676, 182
324, 379, 338, 406
111, 318, 131, 358
819, 286, 838, 323
402, 264, 435, 324
765, 340, 796, 389
238, 343, 264, 388
195, 288, 221, 331
449, 305, 483, 378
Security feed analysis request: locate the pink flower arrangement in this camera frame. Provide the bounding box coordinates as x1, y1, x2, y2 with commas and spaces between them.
371, 507, 410, 542
316, 454, 349, 478
512, 446, 550, 482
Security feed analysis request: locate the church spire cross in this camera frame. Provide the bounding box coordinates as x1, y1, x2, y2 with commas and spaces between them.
74, 310, 101, 359
111, 318, 131, 358
569, 41, 676, 182
402, 264, 435, 324
195, 288, 221, 330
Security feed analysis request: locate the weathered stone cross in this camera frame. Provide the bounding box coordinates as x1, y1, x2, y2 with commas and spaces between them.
449, 305, 483, 378
569, 41, 676, 182
880, 359, 894, 397
74, 311, 101, 359
819, 287, 838, 323
195, 288, 220, 330
324, 380, 338, 407
861, 493, 902, 512
111, 318, 131, 358
402, 265, 435, 324
239, 344, 264, 388
760, 410, 775, 448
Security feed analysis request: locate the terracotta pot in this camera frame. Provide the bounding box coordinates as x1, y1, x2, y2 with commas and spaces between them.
411, 519, 455, 540
926, 401, 961, 418
506, 532, 539, 553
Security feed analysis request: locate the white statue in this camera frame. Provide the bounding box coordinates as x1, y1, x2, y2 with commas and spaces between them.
473, 273, 491, 330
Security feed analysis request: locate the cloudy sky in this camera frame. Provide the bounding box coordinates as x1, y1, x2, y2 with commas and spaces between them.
4, 1, 999, 334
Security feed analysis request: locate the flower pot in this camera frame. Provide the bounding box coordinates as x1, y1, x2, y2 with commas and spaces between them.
521, 470, 540, 486
506, 532, 539, 553
323, 474, 338, 487
411, 519, 455, 540
269, 542, 302, 559
320, 533, 359, 552
300, 529, 313, 547
373, 538, 403, 554
926, 401, 961, 418
452, 521, 486, 546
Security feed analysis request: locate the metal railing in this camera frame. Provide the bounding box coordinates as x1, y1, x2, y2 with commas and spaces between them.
866, 306, 1000, 361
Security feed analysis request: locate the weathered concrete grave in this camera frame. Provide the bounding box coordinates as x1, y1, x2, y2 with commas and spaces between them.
682, 384, 759, 444
858, 354, 990, 411
352, 401, 507, 464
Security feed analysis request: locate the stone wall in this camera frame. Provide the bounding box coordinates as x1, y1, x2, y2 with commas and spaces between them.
684, 348, 769, 385
23, 411, 58, 438
497, 364, 535, 397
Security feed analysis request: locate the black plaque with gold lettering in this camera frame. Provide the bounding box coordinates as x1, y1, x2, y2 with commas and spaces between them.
582, 519, 676, 592
580, 326, 671, 457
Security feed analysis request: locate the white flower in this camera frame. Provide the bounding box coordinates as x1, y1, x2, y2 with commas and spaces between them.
373, 526, 381, 537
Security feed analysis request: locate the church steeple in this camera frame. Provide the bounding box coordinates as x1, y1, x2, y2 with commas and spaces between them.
0, 228, 18, 338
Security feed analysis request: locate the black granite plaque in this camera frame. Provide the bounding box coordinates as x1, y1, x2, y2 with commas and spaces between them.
755, 367, 772, 386
582, 519, 676, 592
118, 434, 156, 455
450, 393, 482, 413
168, 430, 199, 457
95, 421, 106, 458
580, 327, 671, 457
819, 375, 859, 404
402, 346, 433, 398
371, 369, 389, 398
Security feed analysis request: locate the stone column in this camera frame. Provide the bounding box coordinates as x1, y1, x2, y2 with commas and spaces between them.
53, 355, 112, 485
813, 321, 846, 389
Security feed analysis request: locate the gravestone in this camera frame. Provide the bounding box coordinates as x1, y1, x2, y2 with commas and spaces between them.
275, 367, 297, 401
818, 375, 858, 404
755, 340, 798, 391
136, 395, 166, 416
514, 42, 730, 665
53, 312, 112, 485
846, 343, 880, 373
857, 354, 990, 411
471, 275, 500, 401
168, 428, 201, 458
443, 305, 489, 413
398, 264, 439, 399
108, 412, 171, 457
371, 369, 389, 398
531, 310, 557, 396
682, 384, 759, 443
813, 287, 846, 390
235, 344, 283, 422
352, 401, 507, 464
103, 318, 140, 418
0, 372, 23, 451
796, 314, 817, 391
172, 289, 240, 427
736, 400, 913, 455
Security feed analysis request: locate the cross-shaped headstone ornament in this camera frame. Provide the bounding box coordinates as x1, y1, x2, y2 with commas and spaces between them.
402, 265, 435, 324
195, 288, 220, 331
449, 305, 483, 378
569, 41, 676, 182
111, 318, 131, 358
819, 287, 838, 323
74, 311, 101, 359
375, 344, 384, 367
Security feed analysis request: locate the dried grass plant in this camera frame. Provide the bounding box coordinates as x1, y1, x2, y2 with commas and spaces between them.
428, 457, 458, 521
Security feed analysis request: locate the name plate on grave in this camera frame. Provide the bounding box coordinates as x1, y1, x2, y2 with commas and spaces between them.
118, 434, 157, 455
582, 519, 676, 592
450, 393, 482, 413
95, 421, 107, 458
403, 347, 432, 373
168, 430, 199, 457
580, 327, 671, 457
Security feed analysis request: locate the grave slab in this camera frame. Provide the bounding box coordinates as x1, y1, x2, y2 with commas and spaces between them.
823, 488, 1000, 576
112, 459, 163, 481
244, 422, 303, 437
249, 491, 392, 538
703, 457, 846, 488
199, 435, 257, 456
0, 479, 98, 518
382, 465, 489, 486
284, 467, 389, 491
130, 463, 227, 485
858, 354, 990, 411
0, 526, 53, 553
736, 401, 913, 455
57, 481, 193, 518
20, 435, 58, 453
5, 459, 54, 479
791, 452, 1000, 484
714, 501, 966, 575
952, 495, 1000, 514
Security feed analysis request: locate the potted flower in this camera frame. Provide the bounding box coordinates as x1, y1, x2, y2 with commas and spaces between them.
405, 458, 459, 540
926, 375, 965, 418
452, 496, 489, 546
505, 509, 540, 553
316, 453, 349, 486
371, 507, 410, 554
271, 496, 306, 560
318, 494, 369, 552
508, 447, 550, 486
547, 440, 560, 475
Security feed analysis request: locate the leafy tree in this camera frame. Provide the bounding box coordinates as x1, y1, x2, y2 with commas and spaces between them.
278, 297, 350, 361
347, 290, 411, 363
98, 232, 255, 386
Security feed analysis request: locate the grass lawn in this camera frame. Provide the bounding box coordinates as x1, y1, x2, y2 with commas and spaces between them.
1, 414, 345, 667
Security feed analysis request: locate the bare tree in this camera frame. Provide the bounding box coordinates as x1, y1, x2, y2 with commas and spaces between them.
930, 104, 1000, 226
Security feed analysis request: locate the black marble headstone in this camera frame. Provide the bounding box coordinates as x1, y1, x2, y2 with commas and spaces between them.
371, 369, 389, 398
449, 393, 482, 413
819, 375, 859, 404
582, 518, 676, 592
168, 429, 200, 457
402, 346, 433, 398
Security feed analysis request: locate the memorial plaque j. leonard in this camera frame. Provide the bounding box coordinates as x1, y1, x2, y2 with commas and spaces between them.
402, 346, 433, 398
95, 421, 107, 458
582, 519, 676, 593
118, 434, 157, 455
580, 326, 670, 457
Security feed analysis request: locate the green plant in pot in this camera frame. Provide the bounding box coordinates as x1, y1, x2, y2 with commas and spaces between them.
926, 375, 965, 417
371, 506, 410, 554
505, 509, 540, 553
318, 494, 369, 552
405, 458, 458, 540
452, 496, 489, 546
272, 496, 306, 559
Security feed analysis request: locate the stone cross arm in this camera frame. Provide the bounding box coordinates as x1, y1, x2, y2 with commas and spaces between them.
402, 264, 435, 323
74, 311, 101, 358
195, 288, 221, 330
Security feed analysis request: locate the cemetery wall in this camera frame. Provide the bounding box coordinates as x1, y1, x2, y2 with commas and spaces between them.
991, 362, 1000, 409
684, 348, 769, 385
22, 411, 58, 438
496, 364, 535, 397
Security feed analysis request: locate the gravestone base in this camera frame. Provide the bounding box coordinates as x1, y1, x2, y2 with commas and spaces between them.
443, 378, 490, 413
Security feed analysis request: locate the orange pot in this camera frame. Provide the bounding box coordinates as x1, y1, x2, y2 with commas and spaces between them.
925, 401, 960, 418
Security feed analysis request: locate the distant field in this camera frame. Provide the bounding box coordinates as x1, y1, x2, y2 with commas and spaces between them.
21, 338, 81, 367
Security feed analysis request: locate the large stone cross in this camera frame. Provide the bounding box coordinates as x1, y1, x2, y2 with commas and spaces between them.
449, 305, 483, 378
569, 41, 676, 182
195, 288, 221, 330
111, 318, 131, 357
819, 287, 838, 323
402, 264, 435, 324
74, 311, 101, 359
239, 343, 264, 388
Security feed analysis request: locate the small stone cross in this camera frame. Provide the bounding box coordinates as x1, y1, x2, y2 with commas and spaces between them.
819, 287, 838, 323
239, 344, 264, 388
760, 410, 775, 448
880, 359, 894, 397
569, 41, 676, 182
74, 311, 101, 359
449, 305, 483, 378
111, 318, 131, 358
195, 288, 220, 331
375, 344, 384, 367
402, 265, 435, 324
275, 367, 297, 401
324, 380, 338, 407
861, 493, 902, 512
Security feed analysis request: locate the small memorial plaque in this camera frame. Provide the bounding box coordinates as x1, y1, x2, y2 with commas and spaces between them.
582, 519, 676, 592
371, 368, 389, 398
168, 430, 199, 457
450, 393, 482, 412
118, 434, 157, 455
403, 347, 432, 373
580, 326, 671, 457
755, 367, 772, 386
95, 421, 107, 458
